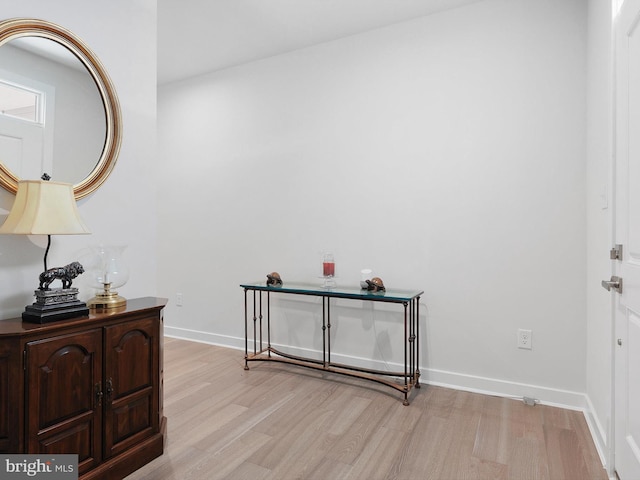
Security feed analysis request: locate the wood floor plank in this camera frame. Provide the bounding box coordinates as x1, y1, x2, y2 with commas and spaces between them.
325, 395, 395, 465
472, 411, 511, 465
467, 457, 509, 480
302, 457, 353, 480
543, 425, 595, 480
222, 461, 272, 480
125, 339, 608, 480
254, 408, 341, 478
508, 435, 551, 480
346, 426, 408, 479
434, 409, 483, 479
386, 413, 452, 479
191, 430, 272, 479
200, 393, 296, 456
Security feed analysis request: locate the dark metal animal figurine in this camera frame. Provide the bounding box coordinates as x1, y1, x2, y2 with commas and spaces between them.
366, 277, 386, 292
39, 261, 85, 290
266, 272, 283, 286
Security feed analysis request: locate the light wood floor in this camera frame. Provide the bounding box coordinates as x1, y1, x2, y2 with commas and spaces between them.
125, 338, 607, 480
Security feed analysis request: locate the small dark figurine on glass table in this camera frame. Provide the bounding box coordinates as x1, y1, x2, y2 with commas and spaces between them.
266, 272, 283, 286
366, 277, 386, 292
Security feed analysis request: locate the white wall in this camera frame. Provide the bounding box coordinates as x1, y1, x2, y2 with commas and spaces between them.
586, 0, 615, 471
159, 0, 589, 406
0, 0, 158, 318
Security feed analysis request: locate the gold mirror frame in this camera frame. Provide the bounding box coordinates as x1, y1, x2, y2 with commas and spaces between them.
0, 18, 122, 199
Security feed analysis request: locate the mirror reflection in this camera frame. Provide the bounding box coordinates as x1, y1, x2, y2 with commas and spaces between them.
0, 36, 106, 185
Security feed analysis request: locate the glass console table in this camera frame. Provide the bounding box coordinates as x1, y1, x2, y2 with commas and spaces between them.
240, 282, 424, 405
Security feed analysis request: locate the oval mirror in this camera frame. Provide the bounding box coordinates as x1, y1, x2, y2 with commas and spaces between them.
0, 18, 121, 199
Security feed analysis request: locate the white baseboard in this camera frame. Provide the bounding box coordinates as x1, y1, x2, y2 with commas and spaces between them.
165, 326, 587, 407
584, 395, 612, 477
423, 368, 587, 410
164, 325, 245, 350
164, 325, 609, 473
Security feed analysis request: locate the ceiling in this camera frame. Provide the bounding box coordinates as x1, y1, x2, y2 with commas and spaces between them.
157, 0, 484, 85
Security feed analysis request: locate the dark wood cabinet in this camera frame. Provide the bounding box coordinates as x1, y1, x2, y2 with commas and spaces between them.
26, 328, 103, 473
0, 338, 19, 452
0, 297, 167, 479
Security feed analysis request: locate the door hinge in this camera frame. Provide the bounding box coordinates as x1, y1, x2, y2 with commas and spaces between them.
23, 350, 26, 371
610, 244, 623, 260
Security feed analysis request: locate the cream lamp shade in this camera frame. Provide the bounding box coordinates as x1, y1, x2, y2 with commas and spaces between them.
0, 179, 91, 323
0, 180, 90, 235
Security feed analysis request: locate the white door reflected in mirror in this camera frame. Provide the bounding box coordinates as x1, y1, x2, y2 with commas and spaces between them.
0, 37, 104, 185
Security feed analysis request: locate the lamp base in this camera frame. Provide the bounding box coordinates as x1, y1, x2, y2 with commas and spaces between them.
23, 288, 89, 323
88, 290, 127, 309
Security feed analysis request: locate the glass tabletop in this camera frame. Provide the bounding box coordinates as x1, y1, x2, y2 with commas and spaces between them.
240, 281, 423, 303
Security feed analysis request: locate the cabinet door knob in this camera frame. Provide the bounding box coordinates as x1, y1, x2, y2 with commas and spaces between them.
106, 378, 114, 403
95, 383, 103, 407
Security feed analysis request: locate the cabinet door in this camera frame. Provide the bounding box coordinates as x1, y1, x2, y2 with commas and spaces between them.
0, 345, 8, 452
26, 329, 102, 474
104, 316, 158, 459
0, 340, 20, 452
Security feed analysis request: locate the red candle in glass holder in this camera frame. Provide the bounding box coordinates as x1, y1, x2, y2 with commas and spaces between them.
322, 253, 335, 277
323, 262, 335, 277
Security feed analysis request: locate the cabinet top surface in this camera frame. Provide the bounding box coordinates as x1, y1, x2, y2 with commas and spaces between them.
240, 281, 423, 302
0, 297, 167, 336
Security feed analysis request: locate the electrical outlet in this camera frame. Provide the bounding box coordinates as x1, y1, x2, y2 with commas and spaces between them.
176, 293, 183, 307
517, 329, 532, 349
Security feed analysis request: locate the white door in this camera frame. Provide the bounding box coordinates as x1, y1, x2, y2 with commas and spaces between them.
0, 114, 46, 178
614, 0, 640, 478
0, 70, 55, 180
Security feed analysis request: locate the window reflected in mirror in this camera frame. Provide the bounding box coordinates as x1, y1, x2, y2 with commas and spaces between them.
0, 81, 41, 123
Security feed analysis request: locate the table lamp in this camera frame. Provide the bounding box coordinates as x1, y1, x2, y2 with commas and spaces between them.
86, 245, 129, 309
0, 178, 91, 322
